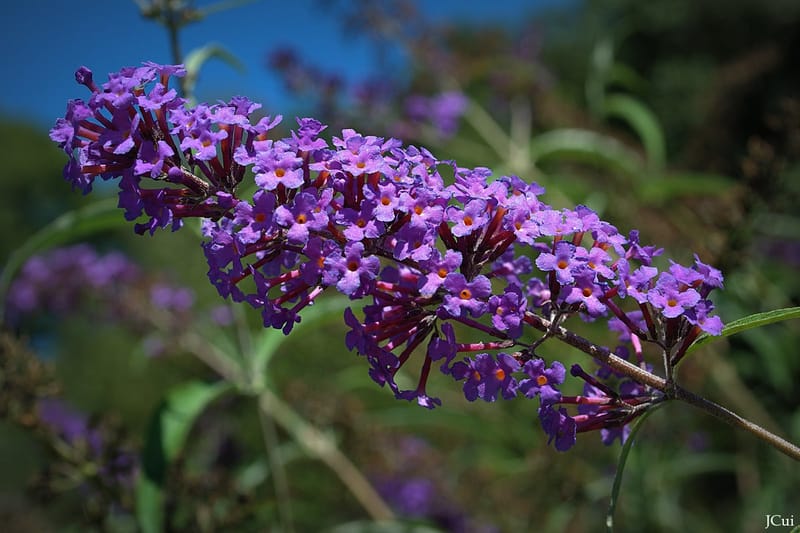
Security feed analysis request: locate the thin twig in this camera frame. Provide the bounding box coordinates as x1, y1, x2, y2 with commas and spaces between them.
258, 389, 396, 521
524, 311, 800, 461
256, 402, 296, 533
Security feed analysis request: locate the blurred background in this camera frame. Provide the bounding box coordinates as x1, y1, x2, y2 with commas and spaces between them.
1, 0, 799, 531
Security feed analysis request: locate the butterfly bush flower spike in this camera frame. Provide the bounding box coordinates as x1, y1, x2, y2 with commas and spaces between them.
50, 63, 729, 452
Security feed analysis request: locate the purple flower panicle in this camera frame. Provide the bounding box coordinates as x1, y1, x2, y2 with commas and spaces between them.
50, 63, 727, 451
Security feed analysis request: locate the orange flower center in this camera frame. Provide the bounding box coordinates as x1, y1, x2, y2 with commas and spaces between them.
459, 288, 472, 300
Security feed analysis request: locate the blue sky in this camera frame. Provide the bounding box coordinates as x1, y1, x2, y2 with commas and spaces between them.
0, 0, 565, 130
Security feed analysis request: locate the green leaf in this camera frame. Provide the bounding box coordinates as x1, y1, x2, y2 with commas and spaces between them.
136, 380, 233, 533
183, 44, 245, 102
0, 198, 122, 324
606, 404, 662, 533
529, 128, 644, 179
250, 295, 349, 387
638, 172, 733, 203
602, 94, 666, 170
689, 306, 800, 353
135, 476, 163, 533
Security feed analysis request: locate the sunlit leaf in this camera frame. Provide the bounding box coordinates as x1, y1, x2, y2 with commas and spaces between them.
602, 94, 666, 170
638, 172, 734, 203
183, 44, 245, 102
607, 404, 662, 533
530, 128, 644, 178
689, 306, 800, 353
136, 380, 233, 533
250, 295, 349, 387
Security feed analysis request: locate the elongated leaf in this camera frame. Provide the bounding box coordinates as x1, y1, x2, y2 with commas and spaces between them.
602, 94, 666, 170
136, 380, 232, 533
638, 172, 733, 203
183, 44, 245, 102
607, 405, 662, 533
529, 128, 644, 179
135, 477, 163, 533
0, 198, 122, 323
250, 295, 349, 386
689, 307, 800, 352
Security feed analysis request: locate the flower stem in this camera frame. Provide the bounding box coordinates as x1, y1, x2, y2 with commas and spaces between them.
524, 312, 800, 461
258, 389, 396, 520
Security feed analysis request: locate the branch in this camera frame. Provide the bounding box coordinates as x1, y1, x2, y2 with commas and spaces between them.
524, 312, 800, 461
258, 389, 396, 521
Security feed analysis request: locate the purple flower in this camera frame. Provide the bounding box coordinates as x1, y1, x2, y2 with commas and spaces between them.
253, 141, 304, 190
487, 285, 527, 338
538, 404, 577, 451
134, 139, 174, 178
233, 190, 275, 244
363, 182, 400, 222
275, 190, 330, 244
333, 129, 385, 175
150, 284, 194, 312
326, 242, 380, 296
291, 117, 328, 152
685, 300, 724, 335
50, 62, 731, 425
427, 321, 458, 373
533, 208, 582, 237
338, 201, 384, 242
429, 91, 467, 136
451, 353, 520, 402
647, 273, 700, 318
668, 261, 705, 290
585, 246, 615, 280
447, 199, 489, 237
535, 241, 582, 285
398, 189, 446, 229
405, 91, 467, 137
418, 250, 462, 297
441, 274, 492, 317
564, 270, 607, 317
625, 230, 663, 265
693, 254, 724, 292
391, 224, 436, 262
518, 359, 565, 403
618, 263, 658, 303
38, 398, 101, 451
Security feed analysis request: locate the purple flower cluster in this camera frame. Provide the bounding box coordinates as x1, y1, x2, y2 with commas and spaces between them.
6, 244, 201, 355
37, 397, 138, 491
6, 244, 140, 322
50, 63, 725, 451
405, 91, 468, 137
267, 46, 467, 140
